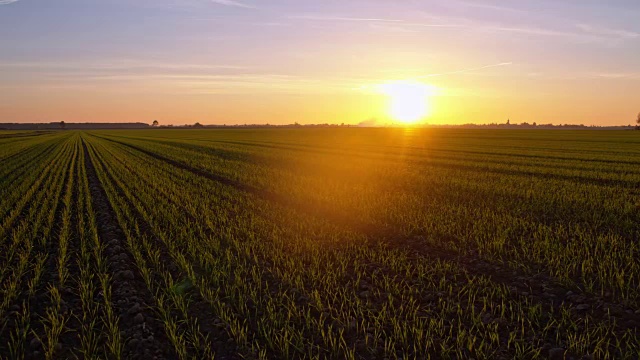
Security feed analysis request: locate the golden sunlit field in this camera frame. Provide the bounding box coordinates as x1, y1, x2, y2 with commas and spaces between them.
1, 128, 639, 359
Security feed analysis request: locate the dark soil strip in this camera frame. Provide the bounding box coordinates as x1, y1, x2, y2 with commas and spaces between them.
439, 147, 640, 167
93, 135, 377, 238
88, 138, 239, 359
96, 136, 267, 196
82, 139, 176, 360
395, 236, 640, 331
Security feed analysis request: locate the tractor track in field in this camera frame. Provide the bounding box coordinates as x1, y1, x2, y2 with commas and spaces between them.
211, 139, 640, 187
96, 135, 640, 239
95, 135, 270, 198
388, 234, 640, 331
97, 135, 640, 335
93, 135, 382, 238
83, 139, 176, 360
103, 135, 638, 189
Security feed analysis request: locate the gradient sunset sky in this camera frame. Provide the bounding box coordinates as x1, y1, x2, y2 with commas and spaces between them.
1, 0, 638, 125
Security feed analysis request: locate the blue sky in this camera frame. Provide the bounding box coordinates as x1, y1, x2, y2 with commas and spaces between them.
1, 0, 639, 124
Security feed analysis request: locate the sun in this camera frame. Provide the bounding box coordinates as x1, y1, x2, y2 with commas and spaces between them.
379, 81, 435, 124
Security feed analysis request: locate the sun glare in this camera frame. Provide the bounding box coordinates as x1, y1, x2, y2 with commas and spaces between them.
379, 81, 435, 124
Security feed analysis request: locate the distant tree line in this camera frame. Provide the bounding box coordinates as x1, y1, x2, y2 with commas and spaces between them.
4, 115, 639, 131
0, 122, 150, 130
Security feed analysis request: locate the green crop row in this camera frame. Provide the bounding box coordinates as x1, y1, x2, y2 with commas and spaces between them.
0, 129, 639, 359
79, 129, 639, 359
94, 129, 640, 306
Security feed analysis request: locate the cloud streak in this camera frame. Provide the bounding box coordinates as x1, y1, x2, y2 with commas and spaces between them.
293, 9, 639, 44
0, 0, 20, 5
575, 24, 639, 39
418, 62, 513, 78
407, 21, 638, 44
592, 72, 640, 80
451, 1, 527, 14
0, 59, 369, 95
210, 0, 254, 9
288, 15, 404, 23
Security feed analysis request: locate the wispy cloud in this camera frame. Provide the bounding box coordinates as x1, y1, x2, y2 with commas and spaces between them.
452, 1, 526, 14
0, 60, 251, 72
290, 14, 470, 31
0, 0, 20, 5
210, 0, 254, 9
288, 15, 404, 23
292, 4, 638, 45
402, 23, 466, 28
591, 72, 640, 80
418, 62, 513, 78
290, 11, 637, 44
480, 25, 578, 38
414, 3, 639, 43
406, 20, 637, 44
575, 24, 639, 39
0, 59, 367, 94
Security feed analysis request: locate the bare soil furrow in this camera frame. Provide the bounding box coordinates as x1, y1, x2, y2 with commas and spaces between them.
87, 137, 239, 359
82, 139, 176, 360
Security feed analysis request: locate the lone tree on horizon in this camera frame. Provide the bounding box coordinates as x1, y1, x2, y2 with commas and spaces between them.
59, 121, 65, 130
636, 112, 640, 130
152, 120, 159, 127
